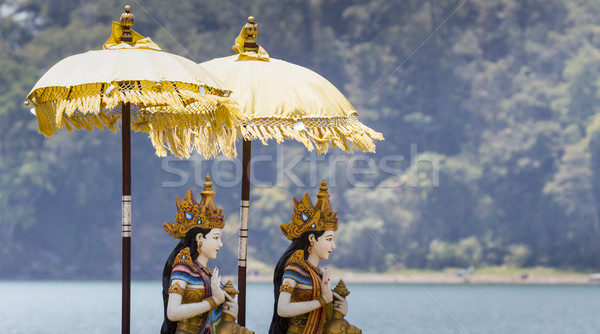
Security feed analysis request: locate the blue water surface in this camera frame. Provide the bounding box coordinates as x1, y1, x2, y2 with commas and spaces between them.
0, 281, 598, 333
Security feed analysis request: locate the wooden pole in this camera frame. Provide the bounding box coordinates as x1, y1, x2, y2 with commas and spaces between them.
121, 102, 132, 334
238, 139, 251, 326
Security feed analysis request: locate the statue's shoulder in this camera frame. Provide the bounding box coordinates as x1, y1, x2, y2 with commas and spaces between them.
170, 247, 204, 286
173, 247, 195, 271
284, 249, 310, 273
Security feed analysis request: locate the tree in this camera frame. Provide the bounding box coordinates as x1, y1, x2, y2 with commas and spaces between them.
0, 59, 48, 264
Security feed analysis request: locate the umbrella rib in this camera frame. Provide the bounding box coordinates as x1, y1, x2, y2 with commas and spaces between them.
38, 87, 49, 101
136, 80, 144, 107
170, 81, 184, 108
66, 86, 73, 100
99, 83, 105, 110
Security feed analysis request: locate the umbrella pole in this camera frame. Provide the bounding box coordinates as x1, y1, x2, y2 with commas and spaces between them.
238, 139, 251, 326
122, 102, 132, 334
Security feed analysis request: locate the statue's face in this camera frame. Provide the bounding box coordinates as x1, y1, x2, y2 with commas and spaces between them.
311, 231, 336, 261
197, 229, 223, 260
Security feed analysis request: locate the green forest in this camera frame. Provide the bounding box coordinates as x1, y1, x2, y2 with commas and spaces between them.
2, 0, 600, 279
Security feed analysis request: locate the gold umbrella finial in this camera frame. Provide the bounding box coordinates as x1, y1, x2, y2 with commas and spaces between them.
120, 5, 135, 43
232, 16, 269, 60
242, 16, 258, 52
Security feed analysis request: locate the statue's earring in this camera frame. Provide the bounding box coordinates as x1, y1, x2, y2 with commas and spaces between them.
197, 242, 203, 254
308, 241, 314, 254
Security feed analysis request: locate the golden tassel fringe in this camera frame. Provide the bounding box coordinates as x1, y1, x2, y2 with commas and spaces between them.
240, 114, 384, 154
29, 82, 244, 159
29, 80, 381, 156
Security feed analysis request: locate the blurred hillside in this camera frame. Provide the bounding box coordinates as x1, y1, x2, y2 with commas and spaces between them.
1, 0, 600, 279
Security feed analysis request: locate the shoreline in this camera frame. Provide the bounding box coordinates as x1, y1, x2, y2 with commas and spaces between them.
238, 272, 600, 285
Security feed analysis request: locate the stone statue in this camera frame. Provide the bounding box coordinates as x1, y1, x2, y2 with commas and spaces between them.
161, 174, 253, 334
270, 181, 361, 334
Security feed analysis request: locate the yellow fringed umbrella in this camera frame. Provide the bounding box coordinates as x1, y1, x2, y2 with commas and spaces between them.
27, 21, 242, 159
24, 7, 243, 334
199, 16, 383, 325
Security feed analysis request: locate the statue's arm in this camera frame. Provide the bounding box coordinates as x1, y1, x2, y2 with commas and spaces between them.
166, 279, 214, 321
277, 278, 323, 318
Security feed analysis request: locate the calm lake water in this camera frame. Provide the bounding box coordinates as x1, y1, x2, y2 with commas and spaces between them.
0, 281, 598, 333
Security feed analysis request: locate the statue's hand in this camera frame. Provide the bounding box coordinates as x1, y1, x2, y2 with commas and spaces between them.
321, 267, 333, 304
222, 293, 238, 319
332, 291, 348, 316
211, 267, 225, 305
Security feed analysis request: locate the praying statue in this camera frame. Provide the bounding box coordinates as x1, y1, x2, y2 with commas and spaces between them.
270, 181, 361, 334
161, 174, 253, 334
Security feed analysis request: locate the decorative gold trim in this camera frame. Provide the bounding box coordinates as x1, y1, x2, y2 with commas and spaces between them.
119, 5, 135, 43
176, 322, 203, 333
204, 296, 218, 310
279, 281, 294, 294
28, 79, 242, 160
316, 295, 327, 308
285, 250, 310, 273
305, 258, 322, 276
240, 113, 384, 154
168, 281, 185, 296
194, 260, 212, 276
174, 247, 195, 269
163, 175, 225, 239
280, 181, 338, 240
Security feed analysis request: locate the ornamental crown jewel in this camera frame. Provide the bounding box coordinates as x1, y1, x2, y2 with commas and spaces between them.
163, 174, 225, 239
280, 180, 338, 240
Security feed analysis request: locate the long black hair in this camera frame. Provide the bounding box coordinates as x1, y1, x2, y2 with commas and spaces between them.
161, 226, 213, 334
268, 230, 326, 334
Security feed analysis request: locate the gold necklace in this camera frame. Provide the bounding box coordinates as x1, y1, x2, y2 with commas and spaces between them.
194, 260, 213, 276
305, 259, 323, 276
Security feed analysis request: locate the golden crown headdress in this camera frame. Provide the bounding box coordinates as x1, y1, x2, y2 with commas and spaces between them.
163, 174, 225, 239
280, 180, 338, 240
